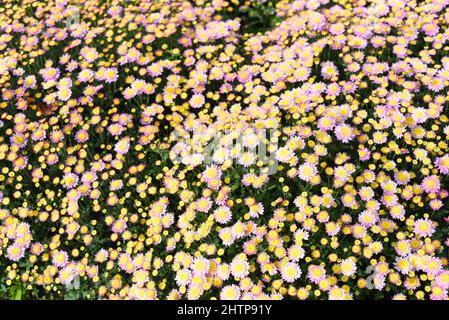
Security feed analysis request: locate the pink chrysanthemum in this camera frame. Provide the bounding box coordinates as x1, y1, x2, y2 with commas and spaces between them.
52, 250, 69, 268
213, 206, 232, 224
280, 262, 302, 283
230, 257, 250, 279
7, 243, 25, 261
297, 162, 317, 183
220, 285, 241, 300
421, 175, 441, 194
334, 123, 355, 143
307, 265, 326, 284
413, 218, 435, 238
435, 156, 449, 175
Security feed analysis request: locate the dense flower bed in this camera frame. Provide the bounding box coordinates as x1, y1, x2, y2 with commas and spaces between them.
0, 0, 449, 300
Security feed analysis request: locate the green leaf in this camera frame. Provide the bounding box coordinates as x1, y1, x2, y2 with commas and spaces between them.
12, 286, 23, 300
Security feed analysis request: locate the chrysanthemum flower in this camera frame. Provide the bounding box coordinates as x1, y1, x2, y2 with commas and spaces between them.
7, 243, 25, 261
220, 285, 241, 300
280, 262, 302, 283
340, 258, 357, 277
413, 218, 435, 238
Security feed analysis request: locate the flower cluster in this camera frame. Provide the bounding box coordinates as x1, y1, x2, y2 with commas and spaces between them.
0, 0, 449, 300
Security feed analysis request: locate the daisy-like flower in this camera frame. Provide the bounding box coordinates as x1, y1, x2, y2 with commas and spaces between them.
421, 175, 441, 194
230, 257, 250, 279
411, 107, 428, 124
175, 268, 192, 287
341, 193, 357, 208
109, 179, 124, 191
189, 93, 205, 109
123, 87, 137, 100
430, 285, 448, 300
40, 67, 60, 81
115, 137, 131, 155
280, 262, 302, 283
334, 123, 355, 143
58, 87, 72, 101
213, 206, 232, 224
328, 286, 348, 300
238, 151, 256, 167
325, 221, 341, 236
112, 219, 127, 234
358, 210, 378, 227
395, 171, 410, 185
394, 251, 411, 271
30, 242, 43, 256
317, 116, 335, 131
78, 68, 94, 82
81, 171, 97, 185
414, 148, 428, 161
7, 243, 25, 261
66, 221, 80, 237
321, 61, 339, 79
248, 202, 264, 218
435, 156, 449, 175
297, 162, 317, 183
326, 83, 341, 96
389, 204, 405, 220
13, 156, 28, 170
108, 124, 124, 136
413, 218, 435, 238
242, 173, 256, 187
359, 186, 374, 201
94, 249, 109, 263
23, 75, 36, 88
187, 285, 204, 300
404, 276, 420, 291
10, 133, 27, 148
58, 266, 77, 285
75, 130, 89, 143
243, 240, 257, 255
202, 164, 222, 182
216, 263, 231, 281
220, 285, 241, 300
428, 77, 445, 92
80, 46, 99, 63
429, 199, 443, 211
242, 132, 260, 149
52, 250, 69, 268
423, 257, 443, 276
195, 197, 212, 213
340, 258, 357, 277
435, 271, 449, 289
307, 265, 326, 284
275, 147, 293, 163
350, 223, 367, 239
231, 221, 247, 239
103, 67, 119, 83
191, 257, 210, 275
